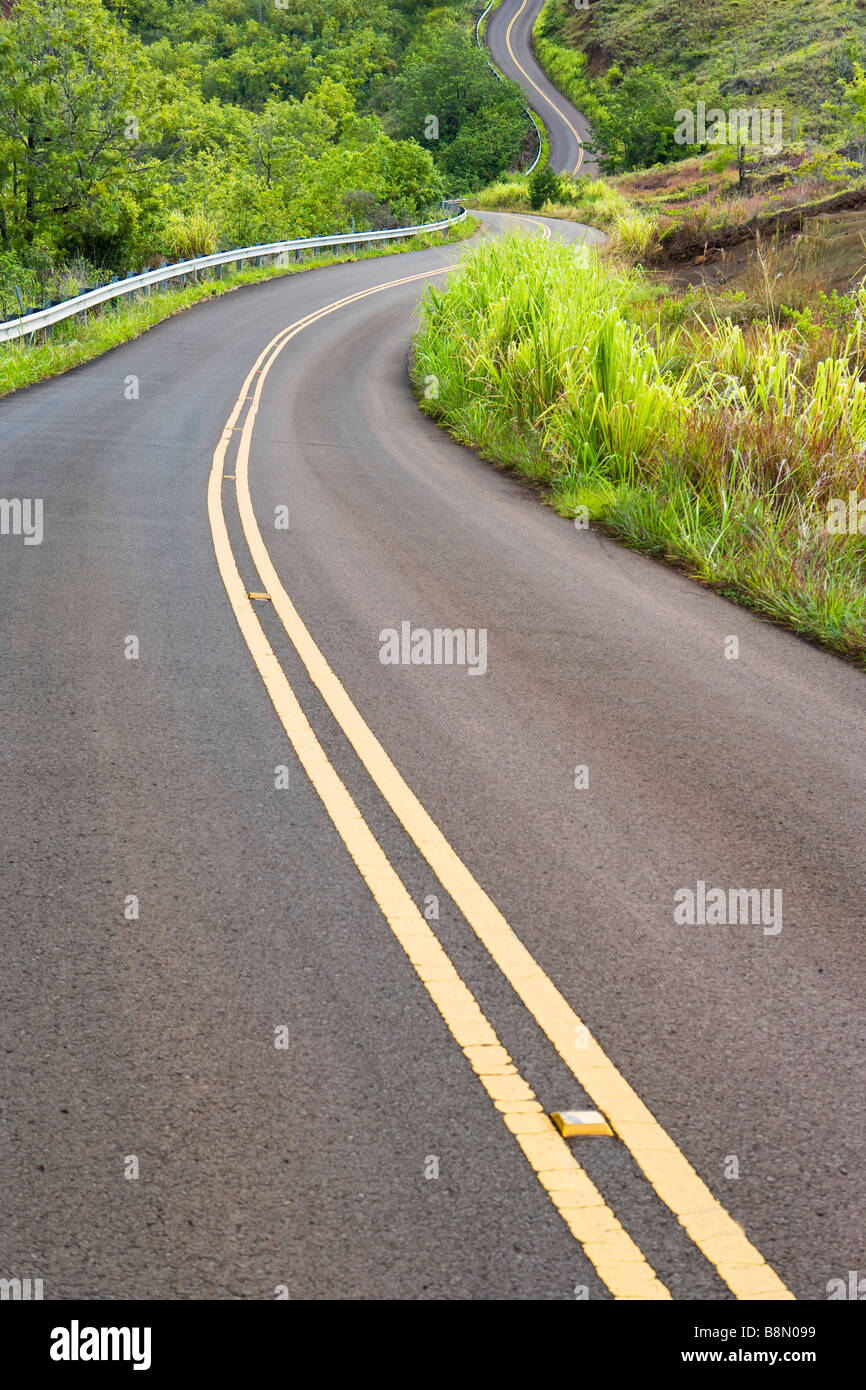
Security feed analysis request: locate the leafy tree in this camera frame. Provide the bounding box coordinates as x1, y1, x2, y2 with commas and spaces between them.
368, 133, 444, 221
440, 104, 528, 190
828, 62, 866, 167
287, 133, 442, 235
528, 162, 560, 210
590, 67, 682, 174
0, 0, 161, 259
386, 28, 528, 190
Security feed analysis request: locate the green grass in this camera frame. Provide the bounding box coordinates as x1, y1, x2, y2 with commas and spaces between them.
412, 233, 866, 666
0, 217, 478, 399
472, 172, 629, 229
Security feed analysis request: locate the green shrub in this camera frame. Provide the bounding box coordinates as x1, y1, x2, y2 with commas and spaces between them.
529, 164, 561, 210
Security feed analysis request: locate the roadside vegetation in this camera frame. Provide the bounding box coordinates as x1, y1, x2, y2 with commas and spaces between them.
0, 216, 477, 399
0, 0, 522, 323
472, 170, 652, 252
413, 234, 866, 665
535, 0, 866, 167
524, 0, 866, 257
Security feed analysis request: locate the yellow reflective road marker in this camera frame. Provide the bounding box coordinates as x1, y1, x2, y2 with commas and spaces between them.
226, 268, 794, 1302
505, 0, 585, 176
207, 330, 669, 1302
552, 1111, 614, 1139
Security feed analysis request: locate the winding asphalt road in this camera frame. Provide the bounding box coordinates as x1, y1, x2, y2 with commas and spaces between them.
485, 0, 598, 177
0, 210, 863, 1301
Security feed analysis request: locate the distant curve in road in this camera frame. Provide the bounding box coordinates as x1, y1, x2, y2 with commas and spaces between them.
484, 0, 598, 177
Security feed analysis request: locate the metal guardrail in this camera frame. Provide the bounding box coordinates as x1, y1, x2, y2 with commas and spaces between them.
475, 0, 543, 176
0, 204, 467, 345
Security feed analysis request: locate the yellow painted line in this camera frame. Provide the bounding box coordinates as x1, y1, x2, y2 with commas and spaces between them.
226, 269, 795, 1302
206, 317, 669, 1302
517, 214, 552, 241
505, 0, 585, 176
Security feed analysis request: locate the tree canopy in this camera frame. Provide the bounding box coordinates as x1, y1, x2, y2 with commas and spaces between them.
0, 0, 528, 284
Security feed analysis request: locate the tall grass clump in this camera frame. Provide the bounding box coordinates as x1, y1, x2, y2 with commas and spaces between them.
163, 209, 220, 259
472, 174, 631, 234
413, 234, 866, 664
609, 208, 660, 261
474, 179, 530, 210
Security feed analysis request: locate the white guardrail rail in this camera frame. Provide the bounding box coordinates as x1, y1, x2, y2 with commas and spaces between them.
0, 203, 467, 345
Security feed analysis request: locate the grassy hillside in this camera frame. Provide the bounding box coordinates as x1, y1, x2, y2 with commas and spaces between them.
538, 0, 866, 149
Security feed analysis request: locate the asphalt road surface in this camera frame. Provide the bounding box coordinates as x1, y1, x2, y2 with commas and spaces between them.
0, 211, 863, 1301
484, 0, 598, 177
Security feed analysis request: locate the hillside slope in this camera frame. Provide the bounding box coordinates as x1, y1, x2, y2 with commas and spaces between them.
541, 0, 866, 142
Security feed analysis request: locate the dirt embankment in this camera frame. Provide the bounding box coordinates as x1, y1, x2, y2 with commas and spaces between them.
659, 191, 866, 292
663, 187, 866, 263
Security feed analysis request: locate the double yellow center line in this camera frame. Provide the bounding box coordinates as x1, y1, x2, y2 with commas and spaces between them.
207, 263, 793, 1301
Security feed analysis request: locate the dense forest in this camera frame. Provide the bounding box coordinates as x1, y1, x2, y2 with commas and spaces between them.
0, 0, 528, 305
